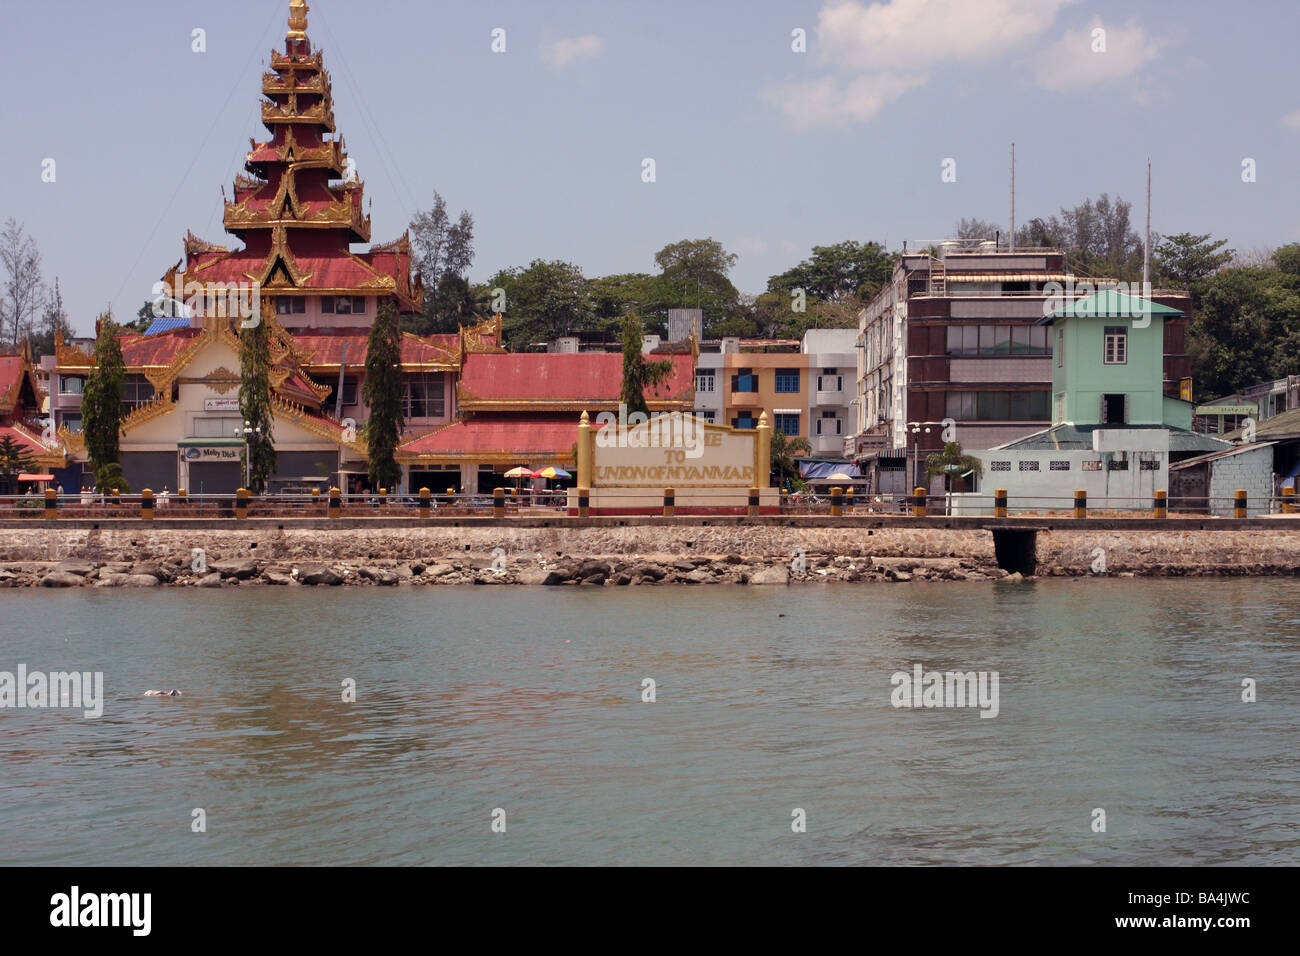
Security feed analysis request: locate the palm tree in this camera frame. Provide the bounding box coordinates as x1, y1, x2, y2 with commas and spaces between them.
923, 441, 983, 492
770, 430, 811, 486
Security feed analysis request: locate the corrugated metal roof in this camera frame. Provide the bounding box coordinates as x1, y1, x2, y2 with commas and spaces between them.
143, 317, 192, 336
997, 423, 1230, 453
1170, 441, 1277, 469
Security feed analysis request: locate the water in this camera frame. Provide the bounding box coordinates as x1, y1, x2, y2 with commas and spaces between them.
1, 580, 1297, 866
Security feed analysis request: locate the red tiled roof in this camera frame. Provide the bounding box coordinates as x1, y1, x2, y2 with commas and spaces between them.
0, 423, 54, 456
0, 356, 34, 408
118, 329, 201, 367
457, 352, 694, 409
397, 415, 580, 462
293, 331, 459, 369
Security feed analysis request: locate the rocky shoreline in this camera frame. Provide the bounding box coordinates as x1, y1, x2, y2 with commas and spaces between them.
2, 551, 1295, 589
1, 524, 1297, 588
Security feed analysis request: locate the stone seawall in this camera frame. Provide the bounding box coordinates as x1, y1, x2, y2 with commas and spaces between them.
1, 524, 1297, 588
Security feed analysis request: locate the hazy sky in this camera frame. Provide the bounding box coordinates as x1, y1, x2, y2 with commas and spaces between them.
2, 0, 1296, 334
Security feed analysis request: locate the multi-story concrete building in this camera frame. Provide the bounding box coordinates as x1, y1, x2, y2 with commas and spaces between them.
801, 329, 857, 457
851, 242, 1194, 493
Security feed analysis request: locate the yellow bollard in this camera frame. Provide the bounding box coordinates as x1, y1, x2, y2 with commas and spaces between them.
663, 487, 675, 517
830, 486, 843, 517
493, 487, 505, 518
328, 486, 341, 518
1073, 489, 1087, 519
912, 486, 926, 517
747, 486, 759, 517
1153, 489, 1167, 519
44, 488, 57, 520
1283, 486, 1295, 515
419, 487, 431, 515
234, 487, 250, 518
1234, 489, 1247, 519
577, 486, 590, 518
141, 488, 155, 520
994, 487, 1008, 518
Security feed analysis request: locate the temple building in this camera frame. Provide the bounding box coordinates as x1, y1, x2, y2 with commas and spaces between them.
0, 344, 65, 492
45, 1, 693, 496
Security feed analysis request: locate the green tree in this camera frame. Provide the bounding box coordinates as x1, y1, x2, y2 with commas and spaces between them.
238, 312, 277, 492
924, 441, 984, 492
30, 278, 72, 358
0, 434, 34, 493
82, 311, 129, 491
488, 259, 593, 350
766, 240, 895, 303
769, 429, 811, 485
1154, 233, 1235, 288
620, 313, 673, 418
1016, 194, 1146, 280
654, 238, 740, 336
1189, 250, 1300, 398
363, 299, 404, 490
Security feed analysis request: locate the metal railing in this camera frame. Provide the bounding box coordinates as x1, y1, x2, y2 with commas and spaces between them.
0, 487, 1292, 520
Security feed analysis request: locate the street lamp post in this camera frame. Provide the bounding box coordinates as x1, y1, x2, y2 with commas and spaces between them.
908, 421, 934, 495
234, 420, 262, 490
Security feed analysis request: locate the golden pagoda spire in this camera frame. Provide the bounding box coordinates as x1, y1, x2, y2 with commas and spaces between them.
287, 0, 309, 42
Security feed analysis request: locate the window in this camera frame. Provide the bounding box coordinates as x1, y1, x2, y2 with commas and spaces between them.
731, 368, 758, 392
946, 324, 1049, 356
403, 373, 445, 418
1139, 458, 1160, 471
990, 460, 1011, 472
732, 412, 758, 429
322, 295, 367, 315
275, 296, 306, 315
1057, 328, 1064, 368
774, 413, 800, 436
1049, 460, 1070, 471
695, 369, 715, 392
817, 410, 842, 435
1108, 458, 1129, 471
122, 374, 155, 407
1019, 460, 1040, 471
694, 409, 716, 423
1082, 460, 1102, 471
1104, 326, 1127, 364
946, 390, 1048, 421
58, 376, 85, 395
774, 369, 801, 393
817, 370, 843, 391
61, 413, 82, 433
333, 377, 359, 406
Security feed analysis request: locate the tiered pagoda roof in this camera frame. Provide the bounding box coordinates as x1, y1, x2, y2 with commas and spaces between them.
172, 0, 422, 312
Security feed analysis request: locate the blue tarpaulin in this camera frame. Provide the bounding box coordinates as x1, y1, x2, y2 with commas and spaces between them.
799, 460, 862, 479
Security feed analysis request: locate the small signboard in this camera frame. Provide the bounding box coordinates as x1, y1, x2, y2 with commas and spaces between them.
182, 446, 242, 462
204, 397, 240, 411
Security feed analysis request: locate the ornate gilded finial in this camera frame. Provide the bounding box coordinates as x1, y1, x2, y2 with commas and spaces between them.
579, 410, 590, 425
287, 0, 309, 40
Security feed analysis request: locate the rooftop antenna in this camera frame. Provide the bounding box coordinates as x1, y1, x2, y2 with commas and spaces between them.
1009, 142, 1016, 252
1143, 158, 1152, 288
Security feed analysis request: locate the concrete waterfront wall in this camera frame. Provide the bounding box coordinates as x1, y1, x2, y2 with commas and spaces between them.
2, 521, 1298, 577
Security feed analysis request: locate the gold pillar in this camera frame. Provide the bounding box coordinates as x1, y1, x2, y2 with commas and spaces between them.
577, 410, 594, 490
755, 411, 771, 489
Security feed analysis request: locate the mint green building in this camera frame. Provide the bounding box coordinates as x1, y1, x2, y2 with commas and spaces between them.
1043, 290, 1192, 430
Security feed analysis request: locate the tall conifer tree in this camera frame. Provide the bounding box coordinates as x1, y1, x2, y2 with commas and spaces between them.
82, 311, 128, 490
239, 305, 277, 492
363, 299, 404, 490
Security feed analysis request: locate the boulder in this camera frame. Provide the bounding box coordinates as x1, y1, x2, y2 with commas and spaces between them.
210, 559, 259, 580
515, 568, 552, 586
122, 574, 162, 587
631, 564, 667, 581
53, 559, 95, 577
195, 572, 224, 588
93, 573, 129, 588
130, 562, 173, 582
297, 564, 343, 586
672, 560, 697, 573
424, 563, 456, 578
578, 559, 613, 579
685, 568, 714, 584
580, 572, 607, 586
39, 571, 85, 588
749, 566, 790, 586
261, 569, 297, 586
